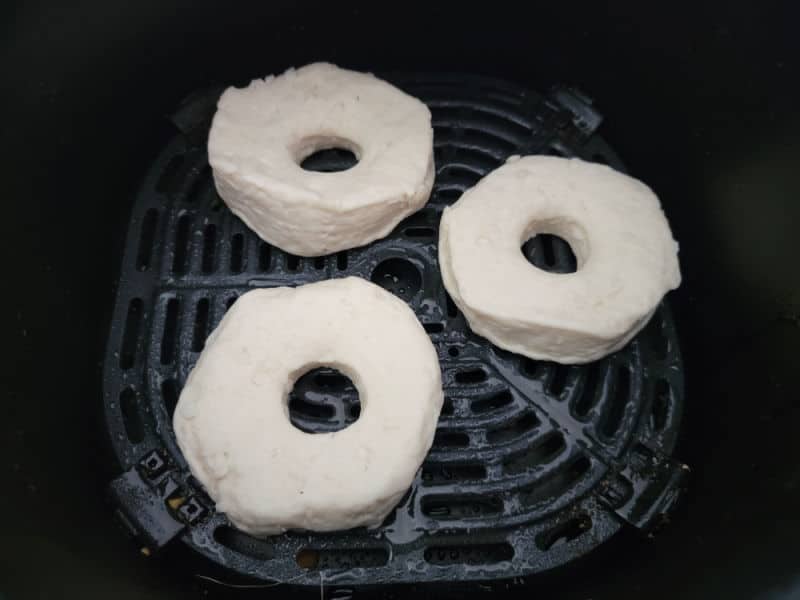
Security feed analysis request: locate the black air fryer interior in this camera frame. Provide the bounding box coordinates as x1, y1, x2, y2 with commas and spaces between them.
2, 2, 799, 599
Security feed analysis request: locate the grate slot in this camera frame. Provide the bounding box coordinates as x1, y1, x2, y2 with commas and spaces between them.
424, 543, 513, 565
503, 431, 567, 475
191, 298, 210, 352
471, 389, 514, 414
161, 379, 179, 418
119, 387, 144, 443
601, 366, 631, 438
160, 298, 179, 365
421, 495, 503, 519
201, 224, 217, 273
297, 547, 389, 570
486, 412, 540, 444
651, 379, 671, 431
119, 298, 143, 369
229, 233, 245, 273
422, 463, 486, 484
136, 209, 159, 271
172, 214, 191, 275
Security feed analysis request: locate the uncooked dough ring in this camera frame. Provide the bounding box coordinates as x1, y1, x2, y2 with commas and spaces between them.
173, 277, 443, 536
208, 62, 435, 257
439, 156, 681, 364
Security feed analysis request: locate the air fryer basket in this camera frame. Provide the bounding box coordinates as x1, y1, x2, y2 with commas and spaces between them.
3, 3, 799, 599
103, 75, 686, 587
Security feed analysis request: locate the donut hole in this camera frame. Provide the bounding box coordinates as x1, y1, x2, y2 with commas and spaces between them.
295, 135, 360, 173
522, 234, 578, 274
288, 366, 361, 433
371, 257, 422, 300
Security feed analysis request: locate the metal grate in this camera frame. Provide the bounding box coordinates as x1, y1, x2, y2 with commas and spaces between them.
103, 74, 686, 587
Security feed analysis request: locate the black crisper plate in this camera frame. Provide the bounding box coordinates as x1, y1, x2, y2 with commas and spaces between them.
103, 73, 687, 588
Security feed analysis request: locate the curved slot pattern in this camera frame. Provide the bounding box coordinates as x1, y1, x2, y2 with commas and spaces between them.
215, 526, 274, 560
424, 542, 513, 565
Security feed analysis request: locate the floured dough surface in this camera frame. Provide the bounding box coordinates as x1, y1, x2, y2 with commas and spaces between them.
439, 156, 681, 364
208, 62, 434, 257
173, 277, 443, 536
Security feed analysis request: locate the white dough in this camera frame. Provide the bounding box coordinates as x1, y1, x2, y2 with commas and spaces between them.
208, 63, 435, 257
173, 277, 443, 536
439, 156, 681, 364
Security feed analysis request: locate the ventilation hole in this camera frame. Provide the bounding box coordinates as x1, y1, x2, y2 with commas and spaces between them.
519, 455, 591, 507
258, 242, 272, 271
503, 432, 567, 475
522, 234, 578, 274
225, 295, 238, 312
135, 209, 159, 271
171, 214, 191, 275
437, 188, 463, 203
336, 251, 348, 270
300, 147, 358, 172
120, 387, 144, 443
421, 495, 503, 519
284, 254, 300, 271
433, 431, 470, 448
548, 364, 570, 397
522, 358, 541, 377
371, 257, 423, 300
602, 366, 631, 438
201, 224, 217, 273
441, 165, 482, 186
192, 298, 210, 352
297, 547, 389, 570
536, 514, 592, 551
230, 233, 245, 273
445, 293, 459, 318
119, 298, 143, 369
288, 397, 335, 420
313, 372, 349, 390
424, 543, 513, 565
440, 398, 455, 416
288, 367, 359, 433
421, 463, 486, 483
486, 412, 540, 444
405, 227, 436, 238
160, 298, 179, 365
644, 311, 669, 360
651, 379, 671, 431
455, 368, 487, 384
424, 322, 445, 334
448, 346, 460, 358
313, 256, 326, 270
573, 362, 602, 417
215, 526, 274, 560
161, 379, 179, 418
155, 154, 185, 193
471, 389, 514, 414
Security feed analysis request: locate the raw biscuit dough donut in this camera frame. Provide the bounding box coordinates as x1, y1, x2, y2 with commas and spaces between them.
173, 277, 443, 536
208, 62, 435, 257
439, 156, 681, 364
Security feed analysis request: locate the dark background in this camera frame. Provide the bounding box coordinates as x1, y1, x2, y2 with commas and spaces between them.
1, 1, 799, 598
